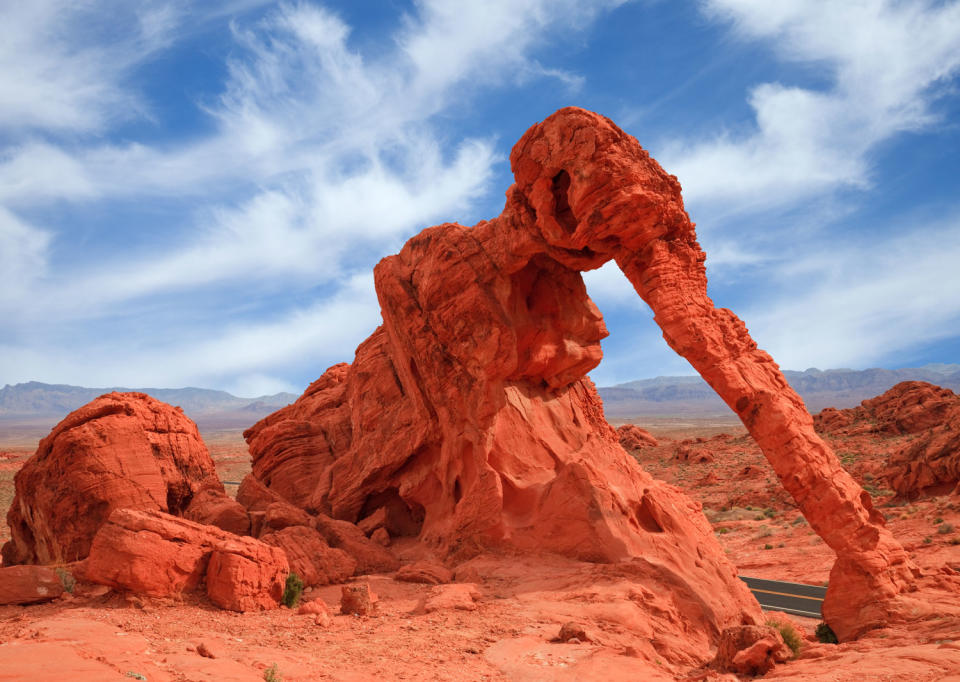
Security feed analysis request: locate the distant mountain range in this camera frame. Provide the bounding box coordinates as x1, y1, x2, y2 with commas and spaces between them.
598, 364, 960, 417
0, 381, 297, 428
3, 364, 959, 427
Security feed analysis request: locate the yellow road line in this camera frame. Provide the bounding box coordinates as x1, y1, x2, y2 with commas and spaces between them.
748, 587, 824, 602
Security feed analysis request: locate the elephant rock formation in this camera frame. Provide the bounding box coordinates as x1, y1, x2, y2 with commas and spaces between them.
245, 107, 918, 641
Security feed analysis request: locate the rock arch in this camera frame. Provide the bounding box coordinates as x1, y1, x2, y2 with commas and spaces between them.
244, 107, 915, 640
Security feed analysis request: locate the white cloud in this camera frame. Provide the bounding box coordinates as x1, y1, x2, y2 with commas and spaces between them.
745, 213, 960, 370
662, 0, 960, 209
0, 208, 49, 310
0, 0, 628, 390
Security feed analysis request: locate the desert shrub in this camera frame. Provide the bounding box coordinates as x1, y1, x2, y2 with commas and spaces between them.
55, 566, 75, 594
935, 517, 944, 524
938, 523, 954, 535
949, 537, 960, 546
763, 508, 776, 518
763, 543, 773, 550
791, 516, 807, 526
923, 536, 932, 544
815, 622, 838, 644
754, 514, 766, 521
281, 573, 304, 609
767, 620, 803, 657
717, 527, 730, 534
264, 663, 282, 682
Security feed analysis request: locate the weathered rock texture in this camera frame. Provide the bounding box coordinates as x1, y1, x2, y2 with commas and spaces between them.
2, 392, 247, 566
244, 107, 916, 641
0, 565, 65, 605
816, 381, 960, 498
83, 508, 287, 610
616, 423, 658, 450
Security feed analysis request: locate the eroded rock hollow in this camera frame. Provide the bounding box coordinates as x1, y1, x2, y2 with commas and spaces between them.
245, 107, 916, 640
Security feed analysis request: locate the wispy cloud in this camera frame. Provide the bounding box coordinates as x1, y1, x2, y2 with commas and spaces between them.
662, 0, 960, 210
0, 0, 628, 394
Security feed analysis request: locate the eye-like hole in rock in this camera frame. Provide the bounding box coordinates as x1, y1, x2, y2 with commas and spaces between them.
632, 496, 664, 533
166, 482, 193, 515
551, 170, 578, 234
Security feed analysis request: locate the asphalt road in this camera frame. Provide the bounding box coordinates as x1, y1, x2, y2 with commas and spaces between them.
740, 576, 826, 618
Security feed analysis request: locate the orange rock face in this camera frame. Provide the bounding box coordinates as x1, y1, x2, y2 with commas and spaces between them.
243, 107, 918, 642
816, 381, 960, 498
83, 508, 287, 610
2, 392, 245, 565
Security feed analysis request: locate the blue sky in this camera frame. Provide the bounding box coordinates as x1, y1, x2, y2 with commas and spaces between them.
1, 0, 959, 397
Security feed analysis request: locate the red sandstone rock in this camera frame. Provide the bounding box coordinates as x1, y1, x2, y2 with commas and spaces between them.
815, 382, 960, 499
84, 508, 287, 607
183, 488, 250, 536
241, 107, 917, 643
711, 625, 790, 676
205, 542, 287, 612
298, 598, 333, 627
313, 514, 399, 574
260, 525, 356, 586
556, 621, 590, 643
2, 392, 242, 566
421, 583, 481, 613
0, 565, 65, 605
617, 424, 658, 450
395, 560, 453, 585
340, 583, 378, 616
370, 527, 391, 547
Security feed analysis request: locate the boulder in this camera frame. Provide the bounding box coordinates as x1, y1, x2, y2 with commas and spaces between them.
2, 392, 240, 565
712, 625, 791, 676
396, 560, 453, 585
0, 565, 65, 605
84, 508, 287, 609
340, 583, 377, 616
617, 424, 658, 450
205, 542, 288, 612
422, 583, 481, 613
313, 514, 399, 574
260, 525, 356, 586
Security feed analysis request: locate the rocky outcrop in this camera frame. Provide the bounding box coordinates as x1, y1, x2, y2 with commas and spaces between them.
711, 625, 791, 676
243, 107, 916, 642
260, 526, 356, 587
617, 424, 658, 450
815, 382, 960, 498
2, 392, 246, 565
83, 508, 287, 610
0, 565, 65, 605
815, 381, 958, 436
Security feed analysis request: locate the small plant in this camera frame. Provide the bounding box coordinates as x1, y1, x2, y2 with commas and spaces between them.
767, 620, 803, 657
745, 506, 753, 511
264, 663, 282, 682
791, 516, 807, 526
949, 537, 960, 546
934, 517, 944, 524
126, 674, 147, 681
55, 566, 76, 594
815, 622, 838, 644
763, 508, 776, 518
923, 536, 932, 544
938, 523, 954, 535
281, 572, 304, 609
717, 527, 730, 534
763, 543, 773, 550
